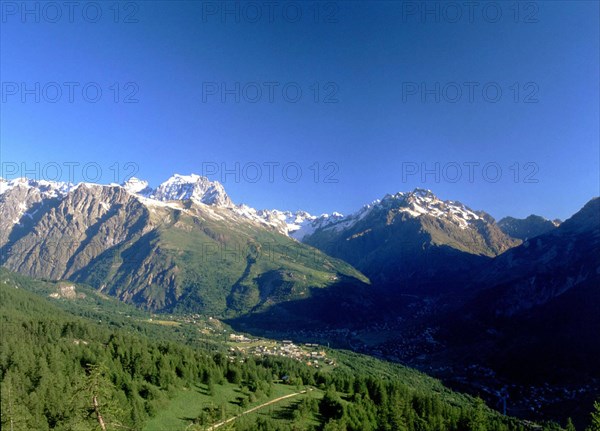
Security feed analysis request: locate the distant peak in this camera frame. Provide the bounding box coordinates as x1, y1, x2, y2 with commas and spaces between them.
152, 173, 232, 207
0, 177, 72, 197
370, 188, 484, 230
381, 188, 438, 203
411, 187, 435, 197
165, 173, 203, 183
121, 177, 152, 195
123, 176, 147, 185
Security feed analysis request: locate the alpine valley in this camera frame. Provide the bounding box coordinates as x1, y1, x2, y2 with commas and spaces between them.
1, 174, 599, 430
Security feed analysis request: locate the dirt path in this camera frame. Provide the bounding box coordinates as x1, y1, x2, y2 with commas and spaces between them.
207, 389, 311, 430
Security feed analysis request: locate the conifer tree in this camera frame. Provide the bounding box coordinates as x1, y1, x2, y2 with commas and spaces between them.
587, 401, 600, 431
70, 363, 128, 431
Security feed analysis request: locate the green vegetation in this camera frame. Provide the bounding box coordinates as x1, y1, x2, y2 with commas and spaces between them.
73, 207, 369, 316
143, 382, 318, 431
1, 268, 595, 430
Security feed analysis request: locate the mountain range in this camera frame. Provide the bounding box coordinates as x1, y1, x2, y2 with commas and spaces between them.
0, 175, 366, 315
299, 189, 521, 290
497, 214, 561, 240
1, 173, 598, 424
1, 174, 594, 314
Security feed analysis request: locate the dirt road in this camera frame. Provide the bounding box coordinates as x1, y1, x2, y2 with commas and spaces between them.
207, 388, 311, 430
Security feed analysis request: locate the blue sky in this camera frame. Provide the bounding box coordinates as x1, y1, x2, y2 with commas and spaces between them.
1, 1, 598, 221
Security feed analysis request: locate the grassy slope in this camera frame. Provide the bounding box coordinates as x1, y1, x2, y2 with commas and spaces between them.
143, 383, 322, 431
77, 207, 369, 316
2, 267, 570, 430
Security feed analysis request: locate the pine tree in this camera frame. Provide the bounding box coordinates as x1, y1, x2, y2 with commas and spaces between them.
70, 363, 128, 431
588, 401, 600, 431
0, 372, 35, 431
320, 388, 345, 420
468, 398, 488, 431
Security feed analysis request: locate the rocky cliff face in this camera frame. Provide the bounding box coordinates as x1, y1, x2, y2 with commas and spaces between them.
0, 177, 367, 314
0, 178, 69, 248
434, 198, 600, 387
300, 189, 520, 289
498, 214, 559, 241
2, 183, 152, 281
474, 197, 600, 316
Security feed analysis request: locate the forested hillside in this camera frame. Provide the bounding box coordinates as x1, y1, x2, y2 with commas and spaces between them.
3, 270, 592, 430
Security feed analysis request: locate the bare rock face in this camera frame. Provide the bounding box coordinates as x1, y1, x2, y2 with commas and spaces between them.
477, 197, 600, 316
0, 179, 201, 310
300, 188, 521, 289
49, 283, 85, 299
497, 214, 559, 240
0, 176, 366, 314
150, 174, 233, 207
0, 178, 69, 248
2, 183, 152, 281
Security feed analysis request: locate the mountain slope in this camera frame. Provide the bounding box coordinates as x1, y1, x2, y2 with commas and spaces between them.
429, 198, 600, 421
300, 189, 520, 290
0, 176, 368, 316
498, 214, 560, 241
471, 197, 600, 317
283, 197, 599, 425
1, 268, 556, 431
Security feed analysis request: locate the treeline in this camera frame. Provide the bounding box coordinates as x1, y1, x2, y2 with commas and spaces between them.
230, 357, 531, 431
1, 277, 596, 430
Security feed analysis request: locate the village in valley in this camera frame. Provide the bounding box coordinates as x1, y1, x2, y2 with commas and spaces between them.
226, 333, 337, 369
157, 314, 338, 369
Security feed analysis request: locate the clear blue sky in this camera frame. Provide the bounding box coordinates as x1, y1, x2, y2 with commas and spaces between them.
1, 1, 598, 221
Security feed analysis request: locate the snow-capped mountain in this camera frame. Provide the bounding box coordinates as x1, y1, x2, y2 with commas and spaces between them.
299, 188, 521, 288
292, 188, 490, 242
0, 177, 72, 237
115, 175, 318, 235
382, 188, 484, 228
0, 175, 519, 242
0, 174, 365, 313
149, 174, 233, 207
287, 211, 344, 240
230, 205, 343, 239
231, 206, 312, 236
0, 174, 325, 238
121, 177, 152, 196
0, 177, 72, 198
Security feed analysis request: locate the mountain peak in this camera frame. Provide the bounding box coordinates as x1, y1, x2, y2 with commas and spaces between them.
0, 177, 71, 198
381, 188, 437, 203
121, 177, 152, 196
411, 187, 435, 197
498, 214, 560, 240
374, 189, 481, 230
557, 197, 599, 234
151, 174, 232, 207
